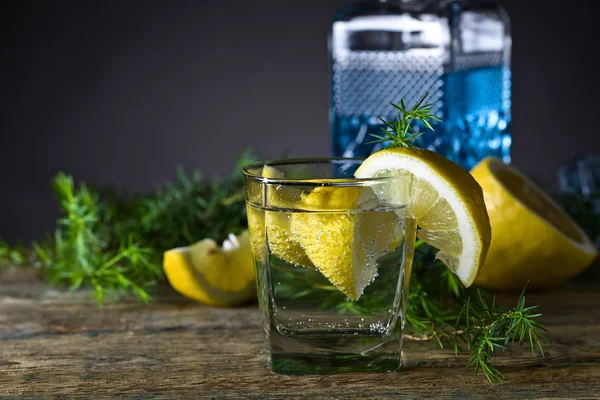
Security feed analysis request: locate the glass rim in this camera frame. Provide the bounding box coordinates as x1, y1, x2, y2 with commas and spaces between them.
242, 157, 393, 186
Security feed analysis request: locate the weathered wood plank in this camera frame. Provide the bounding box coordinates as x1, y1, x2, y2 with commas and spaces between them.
1, 267, 599, 398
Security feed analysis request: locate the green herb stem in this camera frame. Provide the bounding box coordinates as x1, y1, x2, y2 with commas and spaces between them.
368, 92, 441, 148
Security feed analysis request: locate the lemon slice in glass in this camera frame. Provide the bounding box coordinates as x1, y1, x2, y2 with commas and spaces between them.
355, 147, 492, 287
246, 165, 313, 267
163, 231, 256, 306
290, 186, 403, 300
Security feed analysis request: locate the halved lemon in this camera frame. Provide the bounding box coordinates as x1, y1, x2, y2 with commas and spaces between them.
163, 231, 256, 306
355, 147, 492, 287
471, 157, 598, 290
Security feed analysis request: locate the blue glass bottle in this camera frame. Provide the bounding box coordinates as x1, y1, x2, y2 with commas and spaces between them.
330, 0, 511, 170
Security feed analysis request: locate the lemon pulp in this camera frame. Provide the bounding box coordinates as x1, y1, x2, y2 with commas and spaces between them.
163, 231, 256, 306
290, 186, 403, 300
246, 165, 313, 267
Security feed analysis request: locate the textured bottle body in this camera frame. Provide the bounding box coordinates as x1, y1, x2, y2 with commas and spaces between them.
330, 0, 511, 169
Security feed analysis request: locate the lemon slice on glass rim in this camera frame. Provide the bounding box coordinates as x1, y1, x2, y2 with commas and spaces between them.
355, 147, 492, 287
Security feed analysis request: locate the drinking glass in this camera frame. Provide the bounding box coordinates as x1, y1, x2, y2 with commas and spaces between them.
243, 158, 415, 374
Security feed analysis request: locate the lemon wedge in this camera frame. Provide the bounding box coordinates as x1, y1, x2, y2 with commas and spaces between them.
163, 230, 256, 306
290, 186, 402, 300
355, 147, 492, 287
247, 165, 313, 267
471, 157, 598, 290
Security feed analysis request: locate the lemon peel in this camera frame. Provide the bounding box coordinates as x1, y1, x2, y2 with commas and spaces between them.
163, 230, 256, 306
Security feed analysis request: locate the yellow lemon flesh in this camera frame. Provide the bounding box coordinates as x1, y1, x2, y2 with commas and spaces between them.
290, 186, 403, 300
246, 165, 313, 267
163, 230, 256, 306
471, 157, 598, 290
355, 147, 491, 287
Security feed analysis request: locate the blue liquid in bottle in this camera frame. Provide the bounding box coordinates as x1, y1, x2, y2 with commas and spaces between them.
330, 0, 511, 170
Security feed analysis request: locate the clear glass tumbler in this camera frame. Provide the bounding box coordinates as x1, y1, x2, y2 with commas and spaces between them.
243, 158, 416, 374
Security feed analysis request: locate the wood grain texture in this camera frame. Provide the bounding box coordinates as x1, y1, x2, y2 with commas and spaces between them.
1, 266, 599, 399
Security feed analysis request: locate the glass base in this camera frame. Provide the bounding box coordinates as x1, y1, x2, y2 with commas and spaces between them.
267, 328, 403, 374
270, 353, 402, 374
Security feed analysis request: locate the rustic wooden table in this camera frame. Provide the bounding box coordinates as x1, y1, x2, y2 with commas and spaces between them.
1, 267, 599, 399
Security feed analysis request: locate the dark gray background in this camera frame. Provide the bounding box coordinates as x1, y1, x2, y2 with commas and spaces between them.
2, 0, 600, 243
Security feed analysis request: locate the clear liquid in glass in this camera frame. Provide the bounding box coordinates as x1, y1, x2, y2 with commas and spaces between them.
249, 205, 414, 373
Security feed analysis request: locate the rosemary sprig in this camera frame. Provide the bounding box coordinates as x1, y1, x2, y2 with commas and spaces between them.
0, 150, 256, 304
368, 92, 441, 148
407, 273, 549, 384
0, 238, 25, 265
32, 172, 162, 304
405, 236, 550, 383
462, 287, 550, 383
